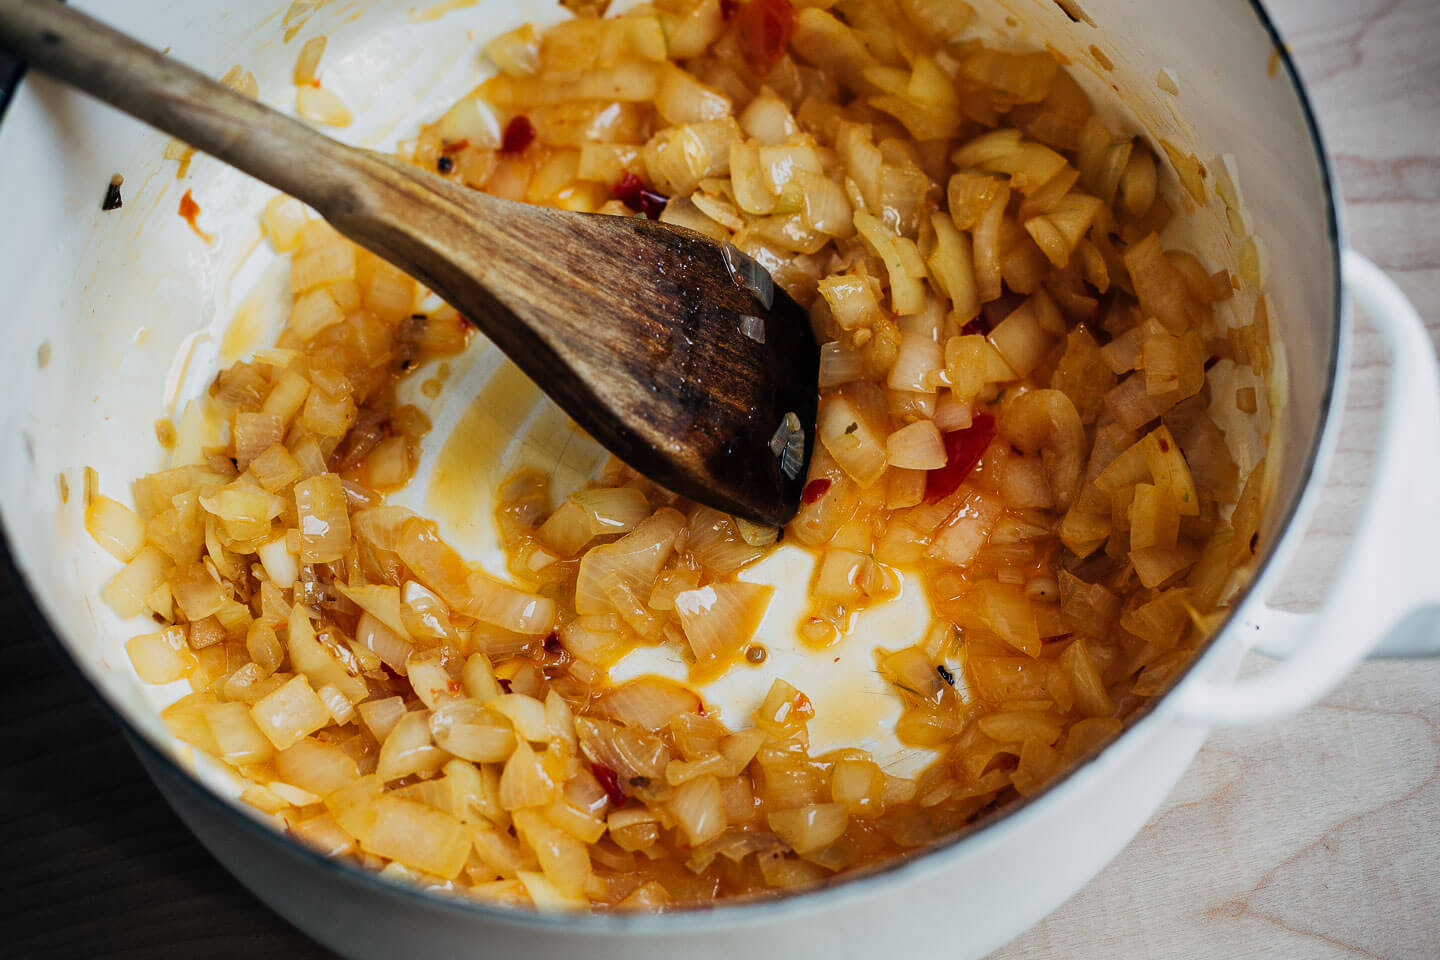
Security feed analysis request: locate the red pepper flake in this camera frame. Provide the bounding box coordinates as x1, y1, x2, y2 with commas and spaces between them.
720, 0, 740, 20
591, 763, 627, 806
1158, 436, 1171, 452
446, 678, 464, 695
1041, 632, 1075, 644
177, 189, 212, 242
543, 632, 561, 654
441, 139, 470, 154
612, 171, 669, 219
960, 317, 989, 337
499, 115, 535, 155
925, 412, 997, 502
801, 477, 832, 504
736, 0, 796, 73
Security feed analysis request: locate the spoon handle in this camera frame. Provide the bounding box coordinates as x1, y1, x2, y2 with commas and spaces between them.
0, 0, 373, 215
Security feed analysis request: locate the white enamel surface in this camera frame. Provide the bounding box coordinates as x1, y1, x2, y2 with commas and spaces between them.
0, 0, 1355, 957
612, 547, 941, 779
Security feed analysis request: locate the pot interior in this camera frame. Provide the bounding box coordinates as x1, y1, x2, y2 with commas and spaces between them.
0, 0, 1336, 906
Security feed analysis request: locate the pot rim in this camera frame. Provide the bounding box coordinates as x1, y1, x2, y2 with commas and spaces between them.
0, 0, 1342, 935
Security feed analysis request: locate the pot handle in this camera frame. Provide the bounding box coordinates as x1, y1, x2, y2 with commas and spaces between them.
1173, 251, 1440, 726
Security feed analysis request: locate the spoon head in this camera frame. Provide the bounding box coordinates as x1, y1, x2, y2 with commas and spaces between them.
541, 216, 821, 527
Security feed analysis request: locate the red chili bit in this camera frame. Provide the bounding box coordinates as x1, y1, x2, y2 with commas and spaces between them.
543, 632, 561, 654
736, 0, 796, 74
591, 763, 627, 807
177, 189, 212, 241
440, 139, 470, 154
960, 316, 989, 337
925, 412, 997, 502
720, 0, 740, 19
611, 171, 669, 219
499, 115, 535, 155
1158, 436, 1171, 452
801, 477, 832, 504
1041, 632, 1075, 644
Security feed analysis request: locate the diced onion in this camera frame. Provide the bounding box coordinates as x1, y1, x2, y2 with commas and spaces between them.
250, 674, 332, 750
85, 495, 145, 562
599, 676, 702, 731
297, 85, 352, 127
768, 802, 849, 854
668, 775, 726, 846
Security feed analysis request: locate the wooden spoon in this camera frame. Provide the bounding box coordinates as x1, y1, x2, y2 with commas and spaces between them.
0, 0, 819, 525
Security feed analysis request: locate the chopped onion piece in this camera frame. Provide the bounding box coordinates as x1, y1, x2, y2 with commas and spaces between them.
674, 582, 774, 667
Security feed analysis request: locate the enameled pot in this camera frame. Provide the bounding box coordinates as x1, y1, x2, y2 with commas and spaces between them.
2, 1, 1436, 957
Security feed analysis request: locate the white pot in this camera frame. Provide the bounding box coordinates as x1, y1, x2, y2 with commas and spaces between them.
1, 1, 1436, 957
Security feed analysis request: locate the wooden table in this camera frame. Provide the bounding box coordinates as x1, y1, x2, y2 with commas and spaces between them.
2, 0, 1437, 956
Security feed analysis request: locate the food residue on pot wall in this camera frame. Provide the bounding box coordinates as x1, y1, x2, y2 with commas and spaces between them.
177, 189, 212, 242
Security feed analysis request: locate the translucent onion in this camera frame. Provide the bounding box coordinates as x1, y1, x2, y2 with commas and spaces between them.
818, 341, 865, 390
818, 274, 880, 332
887, 332, 944, 393
490, 693, 551, 743
85, 495, 145, 562
357, 695, 407, 743
558, 615, 629, 667
768, 802, 849, 854
569, 487, 652, 536
102, 545, 168, 619
686, 507, 765, 574
293, 35, 326, 86
262, 195, 307, 252
375, 710, 448, 782
537, 500, 594, 556
484, 23, 540, 77
655, 65, 732, 125
513, 809, 590, 898
406, 650, 459, 709
293, 474, 351, 564
599, 676, 702, 731
668, 775, 727, 846
462, 653, 505, 704
357, 611, 414, 676
499, 738, 556, 810
276, 738, 360, 796
250, 674, 332, 751
361, 796, 471, 880
466, 573, 556, 636
256, 534, 298, 589
574, 509, 684, 615
817, 391, 888, 488
401, 580, 460, 642
297, 85, 352, 127
206, 701, 275, 765
927, 488, 1005, 567
673, 581, 775, 667
336, 582, 412, 640
429, 699, 517, 762
125, 625, 196, 684
739, 87, 799, 145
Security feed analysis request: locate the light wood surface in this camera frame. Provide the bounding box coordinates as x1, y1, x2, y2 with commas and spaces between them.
1, 0, 1436, 957
997, 0, 1440, 955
